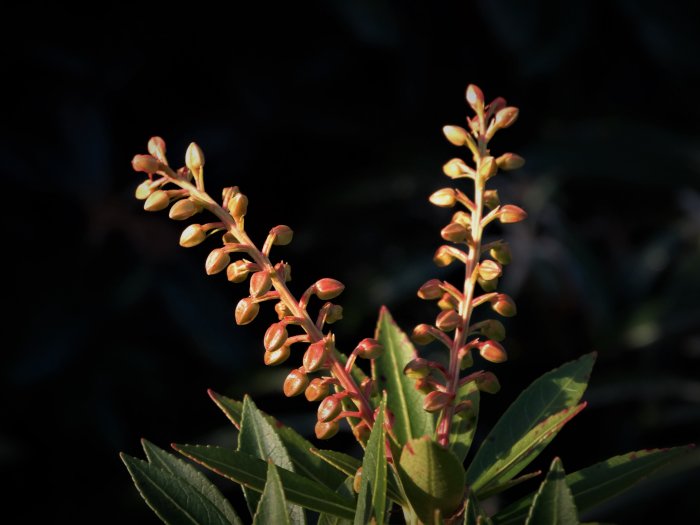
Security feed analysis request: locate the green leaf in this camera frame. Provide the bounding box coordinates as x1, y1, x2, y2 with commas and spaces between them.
525, 458, 580, 525
467, 353, 596, 491
374, 306, 434, 445
449, 381, 480, 463
475, 470, 542, 500
238, 396, 304, 522
318, 478, 356, 525
253, 461, 292, 525
175, 445, 356, 520
121, 452, 240, 525
464, 490, 493, 525
209, 390, 346, 488
140, 440, 242, 525
473, 403, 586, 495
354, 398, 388, 525
398, 437, 466, 524
494, 446, 693, 525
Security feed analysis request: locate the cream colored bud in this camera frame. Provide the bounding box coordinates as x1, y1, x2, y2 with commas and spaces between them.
499, 205, 528, 224
205, 249, 230, 275
496, 153, 525, 171
442, 125, 469, 147
135, 180, 154, 200
263, 345, 290, 366
355, 338, 383, 359
475, 371, 501, 394
429, 188, 457, 208
314, 420, 339, 440
305, 378, 330, 402
490, 243, 512, 265
250, 271, 272, 297
417, 279, 443, 300
144, 190, 170, 212
490, 294, 517, 317
451, 211, 471, 228
283, 369, 309, 397
441, 222, 468, 243
317, 395, 342, 422
271, 225, 294, 245
169, 198, 201, 220
478, 156, 497, 181
185, 142, 205, 171
132, 154, 162, 174
443, 158, 470, 178
235, 297, 260, 325
478, 260, 502, 281
315, 279, 345, 300
483, 190, 500, 210
228, 193, 248, 221
466, 84, 485, 112
423, 391, 452, 413
226, 260, 250, 283
264, 322, 289, 352
303, 340, 328, 373
411, 324, 434, 345
179, 224, 206, 248
148, 137, 167, 163
436, 309, 460, 332
479, 340, 508, 363
494, 107, 519, 129
326, 304, 343, 324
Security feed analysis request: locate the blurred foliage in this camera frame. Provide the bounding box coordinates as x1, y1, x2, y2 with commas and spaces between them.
2, 1, 699, 523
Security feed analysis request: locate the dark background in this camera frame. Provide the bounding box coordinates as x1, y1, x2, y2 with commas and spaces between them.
4, 1, 699, 523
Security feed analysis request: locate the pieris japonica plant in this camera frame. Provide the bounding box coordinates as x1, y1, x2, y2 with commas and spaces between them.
122, 85, 690, 525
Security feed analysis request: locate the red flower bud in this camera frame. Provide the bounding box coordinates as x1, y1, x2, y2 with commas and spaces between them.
417, 279, 443, 300
478, 340, 508, 363
303, 340, 328, 373
270, 225, 294, 245
314, 420, 339, 440
490, 294, 517, 317
235, 297, 260, 325
264, 322, 288, 352
317, 395, 342, 422
499, 205, 528, 224
305, 378, 330, 402
423, 391, 453, 413
315, 279, 345, 300
263, 345, 290, 366
411, 324, 434, 345
283, 369, 308, 397
250, 271, 272, 297
436, 309, 461, 332
355, 338, 383, 359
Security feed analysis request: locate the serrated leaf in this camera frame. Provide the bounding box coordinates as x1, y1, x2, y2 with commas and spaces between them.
140, 440, 242, 525
399, 437, 465, 524
525, 458, 580, 525
493, 446, 693, 525
253, 462, 291, 525
209, 390, 346, 488
464, 490, 493, 525
467, 353, 596, 491
238, 396, 304, 522
449, 381, 480, 463
121, 453, 240, 525
355, 399, 387, 525
175, 445, 356, 520
476, 470, 542, 500
374, 306, 434, 445
473, 403, 586, 495
318, 478, 355, 525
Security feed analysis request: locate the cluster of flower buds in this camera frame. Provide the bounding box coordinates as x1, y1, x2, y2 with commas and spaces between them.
405, 85, 527, 446
131, 137, 381, 440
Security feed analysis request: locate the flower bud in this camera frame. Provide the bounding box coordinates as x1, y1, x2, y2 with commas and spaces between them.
352, 423, 371, 444
227, 260, 250, 283
355, 338, 384, 359
478, 156, 497, 181
438, 293, 458, 311
132, 154, 162, 174
148, 137, 167, 163
499, 205, 528, 224
305, 378, 330, 402
490, 243, 512, 265
454, 400, 474, 418
229, 193, 248, 221
180, 224, 206, 248
488, 97, 507, 115
417, 279, 442, 300
185, 142, 205, 171
415, 378, 435, 395
326, 304, 343, 324
263, 345, 290, 366
250, 271, 272, 297
443, 158, 470, 178
490, 294, 517, 317
479, 319, 506, 342
479, 340, 508, 363
235, 297, 260, 325
466, 84, 484, 112
442, 125, 469, 147
423, 391, 452, 413
274, 301, 293, 320
314, 420, 339, 440
303, 340, 328, 373
403, 358, 431, 380
169, 198, 201, 220
411, 324, 434, 345
478, 260, 502, 281
205, 249, 230, 275
353, 467, 363, 493
144, 190, 170, 212
483, 190, 500, 210
283, 369, 309, 397
429, 188, 457, 208
433, 246, 455, 267
441, 222, 468, 243
478, 276, 499, 292
135, 180, 155, 200
494, 107, 519, 129
270, 225, 293, 245
496, 153, 525, 171
315, 278, 345, 300
317, 395, 342, 422
264, 322, 288, 352
475, 371, 501, 394
451, 211, 471, 228
436, 309, 461, 332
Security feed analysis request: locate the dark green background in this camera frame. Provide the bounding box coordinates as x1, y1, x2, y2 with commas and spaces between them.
4, 1, 699, 523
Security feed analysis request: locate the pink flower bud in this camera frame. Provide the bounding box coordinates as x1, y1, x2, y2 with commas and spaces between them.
283, 369, 308, 397
355, 338, 383, 359
305, 378, 330, 402
423, 391, 453, 413
132, 154, 162, 174
478, 260, 502, 281
270, 225, 293, 245
250, 271, 272, 297
264, 322, 288, 352
496, 153, 525, 171
314, 420, 339, 440
169, 198, 201, 220
303, 340, 328, 373
466, 84, 485, 112
411, 324, 434, 345
185, 142, 205, 171
144, 190, 170, 212
436, 309, 461, 332
317, 395, 342, 422
429, 188, 457, 208
235, 297, 260, 325
315, 278, 345, 300
179, 224, 206, 248
478, 340, 508, 363
442, 125, 469, 147
263, 345, 290, 366
148, 137, 167, 163
417, 279, 443, 300
490, 294, 517, 317
488, 97, 507, 115
205, 249, 230, 275
494, 107, 519, 129
499, 205, 528, 224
